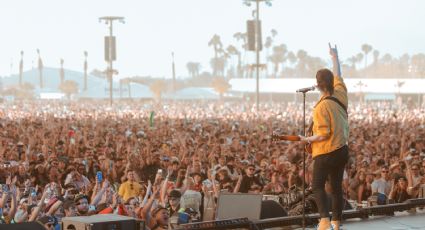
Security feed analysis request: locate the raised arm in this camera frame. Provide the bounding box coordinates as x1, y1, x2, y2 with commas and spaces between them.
91, 180, 110, 206
29, 185, 50, 221
329, 43, 341, 78
328, 43, 348, 108
7, 183, 18, 221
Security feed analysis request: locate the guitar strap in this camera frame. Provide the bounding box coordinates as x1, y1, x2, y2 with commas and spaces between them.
324, 96, 347, 114
307, 96, 348, 135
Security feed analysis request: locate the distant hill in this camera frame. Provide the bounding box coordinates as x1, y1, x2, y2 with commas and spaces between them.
0, 68, 225, 100
1, 67, 105, 90
0, 67, 155, 99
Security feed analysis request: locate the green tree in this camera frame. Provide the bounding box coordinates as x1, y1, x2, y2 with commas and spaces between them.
120, 77, 132, 98
268, 44, 287, 78
361, 44, 373, 69
356, 53, 364, 71
226, 45, 241, 78
59, 58, 65, 84
411, 53, 425, 77
347, 56, 358, 69
149, 80, 166, 101
398, 54, 410, 76
37, 49, 44, 88
59, 80, 78, 100
208, 34, 223, 77
373, 50, 380, 64
381, 53, 393, 77
83, 51, 88, 91
233, 32, 247, 78
296, 50, 308, 76
372, 49, 380, 76
210, 57, 227, 77
186, 62, 201, 78
287, 51, 297, 65
306, 57, 326, 76
270, 29, 278, 38
211, 77, 231, 99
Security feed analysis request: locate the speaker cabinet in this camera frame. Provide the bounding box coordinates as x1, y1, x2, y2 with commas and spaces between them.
62, 214, 144, 230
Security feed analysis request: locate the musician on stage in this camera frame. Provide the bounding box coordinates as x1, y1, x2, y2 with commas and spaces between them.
299, 44, 349, 230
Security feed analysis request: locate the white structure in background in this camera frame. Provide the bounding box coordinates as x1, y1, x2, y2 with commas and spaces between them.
229, 78, 425, 94
40, 92, 65, 99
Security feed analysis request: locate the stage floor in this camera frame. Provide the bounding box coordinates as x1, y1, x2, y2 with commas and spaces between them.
301, 209, 425, 230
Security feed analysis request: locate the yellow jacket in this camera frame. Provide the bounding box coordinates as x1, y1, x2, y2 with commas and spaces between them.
311, 74, 349, 158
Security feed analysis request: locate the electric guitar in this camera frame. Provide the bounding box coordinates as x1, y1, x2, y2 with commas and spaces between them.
271, 134, 312, 154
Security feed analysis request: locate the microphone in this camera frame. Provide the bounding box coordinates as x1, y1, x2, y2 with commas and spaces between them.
296, 86, 316, 93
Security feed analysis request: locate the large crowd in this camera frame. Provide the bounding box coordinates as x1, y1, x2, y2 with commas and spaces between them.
0, 100, 424, 229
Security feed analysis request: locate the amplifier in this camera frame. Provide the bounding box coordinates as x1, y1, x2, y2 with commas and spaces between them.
62, 214, 144, 230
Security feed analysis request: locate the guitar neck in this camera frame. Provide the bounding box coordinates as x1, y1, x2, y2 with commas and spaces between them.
273, 135, 300, 142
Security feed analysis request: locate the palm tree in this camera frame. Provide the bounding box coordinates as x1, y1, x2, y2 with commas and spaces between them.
269, 44, 287, 78
306, 57, 326, 76
270, 29, 278, 38
395, 80, 405, 94
361, 44, 373, 69
286, 51, 297, 66
208, 34, 223, 77
354, 80, 367, 103
59, 58, 65, 85
226, 45, 241, 78
210, 57, 227, 77
211, 77, 231, 99
233, 32, 248, 78
186, 62, 201, 79
83, 51, 88, 91
264, 29, 278, 78
233, 32, 247, 50
411, 53, 425, 78
19, 51, 23, 86
381, 53, 393, 77
372, 49, 380, 76
149, 80, 166, 101
398, 54, 410, 76
59, 80, 78, 100
356, 53, 364, 71
381, 53, 393, 64
37, 49, 43, 88
347, 56, 358, 69
264, 36, 273, 77
264, 36, 273, 50
296, 50, 308, 76
120, 77, 132, 98
373, 50, 380, 65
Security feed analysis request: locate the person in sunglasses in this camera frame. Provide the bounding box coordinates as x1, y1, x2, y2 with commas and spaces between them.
371, 166, 392, 197
118, 170, 142, 201
234, 164, 263, 193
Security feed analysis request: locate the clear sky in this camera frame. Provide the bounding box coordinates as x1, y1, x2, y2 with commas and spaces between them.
1, 0, 424, 79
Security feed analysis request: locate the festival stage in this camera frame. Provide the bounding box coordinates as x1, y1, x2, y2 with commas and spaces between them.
302, 210, 425, 230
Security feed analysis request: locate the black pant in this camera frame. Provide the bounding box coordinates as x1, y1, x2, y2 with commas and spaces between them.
312, 145, 348, 221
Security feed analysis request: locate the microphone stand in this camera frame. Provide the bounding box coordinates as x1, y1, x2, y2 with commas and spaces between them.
301, 91, 307, 230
